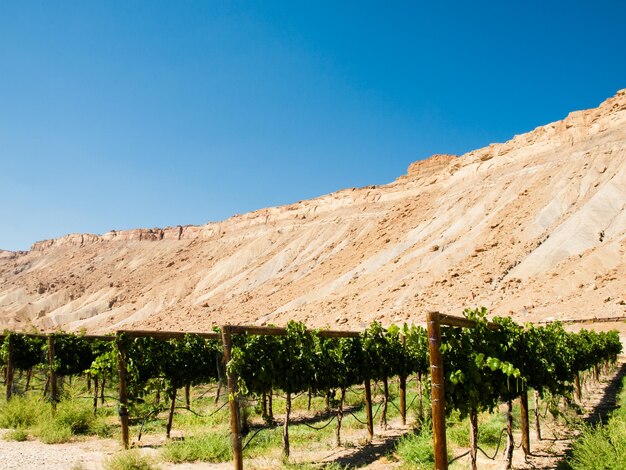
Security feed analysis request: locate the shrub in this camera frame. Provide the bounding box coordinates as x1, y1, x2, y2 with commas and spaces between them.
562, 376, 626, 469
395, 430, 436, 469
161, 432, 232, 463
55, 400, 94, 434
565, 420, 626, 469
104, 450, 158, 470
35, 420, 73, 444
0, 395, 47, 428
4, 428, 29, 441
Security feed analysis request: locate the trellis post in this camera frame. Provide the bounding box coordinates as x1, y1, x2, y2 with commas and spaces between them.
222, 325, 243, 470
47, 335, 58, 412
116, 332, 130, 449
427, 311, 447, 470
520, 390, 530, 455
5, 335, 14, 401
364, 378, 374, 441
399, 335, 407, 425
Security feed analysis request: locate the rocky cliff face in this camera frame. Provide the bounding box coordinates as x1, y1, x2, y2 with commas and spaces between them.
1, 90, 625, 333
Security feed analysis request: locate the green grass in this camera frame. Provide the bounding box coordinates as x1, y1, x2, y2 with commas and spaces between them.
282, 463, 351, 469
0, 385, 111, 444
478, 412, 506, 447
395, 429, 437, 469
4, 428, 29, 441
446, 409, 510, 449
560, 420, 626, 469
55, 400, 97, 434
161, 432, 232, 463
0, 395, 47, 428
34, 419, 74, 444
104, 450, 158, 470
560, 377, 626, 469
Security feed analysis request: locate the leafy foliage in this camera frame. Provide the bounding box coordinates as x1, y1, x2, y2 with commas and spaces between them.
441, 308, 523, 418
51, 333, 98, 376
0, 333, 46, 370
123, 334, 221, 403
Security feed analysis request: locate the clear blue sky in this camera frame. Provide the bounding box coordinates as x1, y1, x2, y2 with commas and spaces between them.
1, 1, 625, 251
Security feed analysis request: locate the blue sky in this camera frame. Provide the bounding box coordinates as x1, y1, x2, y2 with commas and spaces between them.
1, 1, 625, 251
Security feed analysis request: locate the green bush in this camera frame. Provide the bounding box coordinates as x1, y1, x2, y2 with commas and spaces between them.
563, 376, 626, 469
565, 421, 626, 469
0, 396, 50, 429
55, 400, 94, 434
35, 420, 73, 444
0, 394, 110, 443
161, 432, 232, 463
105, 450, 158, 470
91, 416, 112, 438
4, 428, 29, 441
396, 430, 437, 469
0, 395, 47, 428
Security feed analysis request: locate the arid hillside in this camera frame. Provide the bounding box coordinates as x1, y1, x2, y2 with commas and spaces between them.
1, 90, 625, 333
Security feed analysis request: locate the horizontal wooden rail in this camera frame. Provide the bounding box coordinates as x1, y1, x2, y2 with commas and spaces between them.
225, 324, 361, 338
536, 315, 626, 325
1, 325, 361, 342
438, 313, 500, 330
117, 329, 221, 340
0, 333, 115, 341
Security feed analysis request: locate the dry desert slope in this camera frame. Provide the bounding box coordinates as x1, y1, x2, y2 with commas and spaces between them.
1, 90, 625, 333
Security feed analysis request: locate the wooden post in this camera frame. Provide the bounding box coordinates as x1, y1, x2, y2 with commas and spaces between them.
427, 311, 447, 470
93, 376, 99, 415
380, 377, 389, 429
364, 378, 374, 441
166, 387, 177, 439
469, 408, 478, 470
25, 368, 32, 392
5, 335, 14, 401
504, 400, 514, 469
399, 335, 407, 425
185, 383, 191, 410
399, 374, 406, 425
261, 391, 268, 420
520, 390, 530, 455
283, 391, 291, 458
267, 388, 274, 422
417, 372, 424, 424
215, 350, 223, 405
336, 387, 345, 447
47, 335, 58, 412
116, 333, 130, 449
534, 390, 542, 440
101, 377, 106, 405
222, 326, 243, 470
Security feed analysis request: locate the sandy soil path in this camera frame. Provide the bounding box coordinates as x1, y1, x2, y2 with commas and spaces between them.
0, 432, 118, 469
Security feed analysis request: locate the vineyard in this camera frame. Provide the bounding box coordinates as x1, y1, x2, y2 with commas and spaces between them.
0, 308, 622, 470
